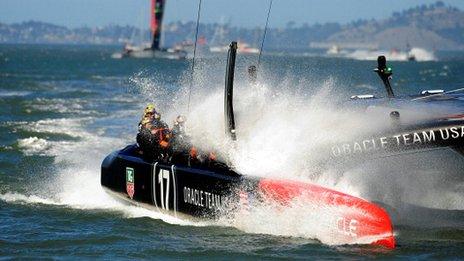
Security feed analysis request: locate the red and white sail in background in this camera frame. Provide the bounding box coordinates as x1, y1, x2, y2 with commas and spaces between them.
150, 0, 165, 50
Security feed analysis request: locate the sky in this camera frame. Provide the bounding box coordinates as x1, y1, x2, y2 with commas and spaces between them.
1, 0, 464, 28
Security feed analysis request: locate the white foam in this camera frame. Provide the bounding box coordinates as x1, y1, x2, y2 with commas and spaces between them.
182, 79, 383, 179
409, 48, 437, 62
0, 190, 204, 227
345, 48, 436, 62
30, 99, 87, 114
17, 137, 51, 156
23, 117, 93, 138
0, 192, 61, 206
0, 90, 32, 97
15, 117, 97, 157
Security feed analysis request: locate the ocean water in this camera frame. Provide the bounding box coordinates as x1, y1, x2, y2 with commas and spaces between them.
1, 44, 464, 259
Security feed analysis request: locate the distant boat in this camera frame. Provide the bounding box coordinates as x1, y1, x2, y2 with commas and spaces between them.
210, 41, 259, 54
406, 42, 416, 61
345, 47, 436, 62
112, 0, 186, 60
173, 36, 211, 59
237, 41, 260, 54
407, 47, 436, 62
326, 44, 349, 57
208, 15, 259, 55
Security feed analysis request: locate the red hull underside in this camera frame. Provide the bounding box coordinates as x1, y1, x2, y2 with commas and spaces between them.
258, 179, 395, 249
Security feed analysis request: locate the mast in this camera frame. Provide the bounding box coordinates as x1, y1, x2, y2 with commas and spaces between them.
150, 0, 165, 50
225, 42, 238, 141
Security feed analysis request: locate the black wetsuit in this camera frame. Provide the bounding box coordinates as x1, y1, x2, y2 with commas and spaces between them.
137, 119, 170, 161
170, 124, 191, 165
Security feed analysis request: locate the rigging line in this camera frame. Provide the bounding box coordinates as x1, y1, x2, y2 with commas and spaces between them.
257, 0, 273, 72
187, 0, 203, 114
411, 87, 464, 101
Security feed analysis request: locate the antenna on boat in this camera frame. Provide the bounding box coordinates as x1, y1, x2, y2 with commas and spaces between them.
256, 0, 273, 74
374, 55, 395, 98
187, 0, 203, 113
225, 42, 238, 141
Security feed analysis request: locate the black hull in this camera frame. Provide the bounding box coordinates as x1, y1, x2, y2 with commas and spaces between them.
101, 145, 249, 218
100, 144, 396, 248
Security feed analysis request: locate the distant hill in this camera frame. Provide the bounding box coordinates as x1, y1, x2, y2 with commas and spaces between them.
322, 1, 464, 50
1, 1, 464, 51
0, 21, 136, 45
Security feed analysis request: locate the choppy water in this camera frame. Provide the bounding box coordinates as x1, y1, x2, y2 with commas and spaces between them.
1, 44, 464, 259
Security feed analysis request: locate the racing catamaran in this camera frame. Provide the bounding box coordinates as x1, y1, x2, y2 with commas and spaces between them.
102, 42, 396, 248
112, 0, 186, 59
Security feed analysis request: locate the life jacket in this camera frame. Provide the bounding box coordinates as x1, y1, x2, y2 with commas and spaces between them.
209, 152, 216, 161
189, 147, 197, 158
150, 122, 171, 149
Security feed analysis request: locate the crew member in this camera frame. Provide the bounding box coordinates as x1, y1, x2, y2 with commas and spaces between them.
137, 104, 171, 160
172, 115, 186, 138
169, 115, 205, 166
248, 65, 257, 85
170, 115, 193, 164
